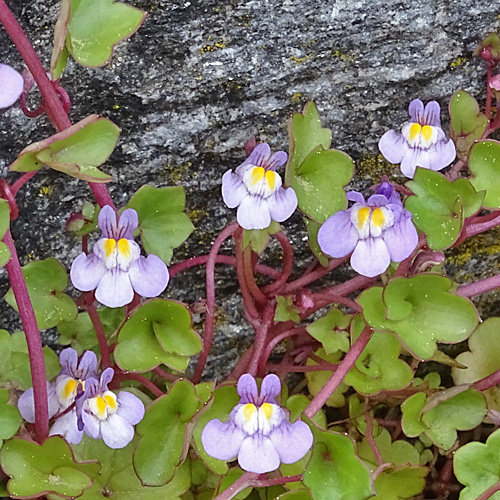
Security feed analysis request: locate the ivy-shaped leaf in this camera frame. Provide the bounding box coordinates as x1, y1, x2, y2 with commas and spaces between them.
286, 102, 354, 223
127, 185, 194, 265
274, 296, 300, 324
115, 299, 201, 373
1, 436, 100, 499
405, 169, 485, 250
10, 115, 120, 182
66, 202, 100, 237
469, 140, 500, 208
134, 380, 201, 486
449, 90, 488, 161
358, 275, 479, 360
454, 427, 500, 500
306, 308, 351, 355
0, 389, 22, 448
369, 466, 428, 500
304, 218, 329, 267
401, 388, 486, 450
5, 258, 77, 330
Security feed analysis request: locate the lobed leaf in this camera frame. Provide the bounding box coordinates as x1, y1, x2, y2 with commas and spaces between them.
469, 140, 500, 208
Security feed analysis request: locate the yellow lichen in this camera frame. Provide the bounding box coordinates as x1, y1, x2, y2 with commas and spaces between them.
200, 40, 226, 54
38, 185, 53, 197
447, 227, 500, 267
356, 154, 399, 181
291, 92, 303, 103
450, 56, 468, 69
290, 56, 310, 65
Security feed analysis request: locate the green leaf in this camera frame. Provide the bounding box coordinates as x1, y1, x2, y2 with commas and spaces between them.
303, 428, 373, 500
50, 0, 71, 79
344, 316, 413, 394
66, 202, 100, 237
306, 309, 351, 355
304, 218, 329, 267
286, 102, 354, 223
10, 115, 119, 182
218, 469, 253, 499
115, 299, 201, 373
134, 380, 200, 486
127, 185, 194, 265
370, 466, 428, 500
1, 436, 99, 498
0, 389, 22, 448
66, 0, 146, 68
454, 427, 500, 500
469, 140, 500, 208
449, 89, 488, 160
453, 318, 500, 413
5, 258, 77, 330
405, 169, 484, 250
242, 221, 281, 254
71, 436, 191, 500
358, 275, 479, 360
274, 296, 300, 324
277, 491, 312, 500
192, 384, 239, 474
401, 389, 486, 449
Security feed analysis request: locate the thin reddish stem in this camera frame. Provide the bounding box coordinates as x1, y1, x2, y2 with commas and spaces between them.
304, 326, 372, 419
234, 234, 260, 321
474, 481, 500, 500
261, 327, 307, 367
192, 223, 239, 383
266, 363, 338, 373
113, 371, 164, 398
153, 366, 178, 382
486, 65, 493, 120
85, 298, 112, 369
263, 232, 294, 294
457, 274, 500, 298
10, 172, 37, 196
213, 472, 259, 500
3, 229, 48, 442
365, 409, 384, 466
254, 475, 303, 487
474, 367, 500, 392
242, 246, 267, 305
247, 304, 276, 377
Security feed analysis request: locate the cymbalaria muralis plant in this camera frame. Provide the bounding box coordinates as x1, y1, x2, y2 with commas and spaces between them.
1, 2, 500, 499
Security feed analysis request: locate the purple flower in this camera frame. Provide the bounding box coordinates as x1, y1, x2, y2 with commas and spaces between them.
378, 99, 456, 179
76, 368, 145, 449
222, 143, 298, 230
70, 205, 169, 308
201, 374, 313, 473
18, 348, 98, 444
317, 182, 418, 278
0, 64, 23, 109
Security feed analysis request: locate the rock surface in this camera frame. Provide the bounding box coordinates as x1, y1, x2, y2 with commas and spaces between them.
0, 0, 499, 378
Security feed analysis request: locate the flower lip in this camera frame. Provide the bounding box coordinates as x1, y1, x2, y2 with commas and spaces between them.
0, 63, 24, 109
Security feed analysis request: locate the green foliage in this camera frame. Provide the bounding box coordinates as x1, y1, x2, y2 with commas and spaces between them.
401, 388, 486, 449
0, 389, 22, 448
469, 140, 500, 208
306, 308, 350, 355
51, 0, 146, 78
303, 428, 373, 500
286, 102, 354, 223
454, 427, 500, 500
344, 316, 412, 394
5, 258, 77, 331
405, 169, 484, 250
449, 90, 488, 160
242, 221, 281, 254
358, 275, 479, 359
66, 202, 100, 236
115, 299, 201, 373
127, 185, 194, 265
304, 218, 329, 266
1, 436, 100, 499
10, 115, 120, 182
370, 466, 428, 500
277, 491, 312, 500
0, 330, 60, 390
0, 199, 10, 267
134, 380, 202, 486
71, 436, 190, 499
274, 296, 300, 324
218, 469, 253, 499
453, 318, 500, 412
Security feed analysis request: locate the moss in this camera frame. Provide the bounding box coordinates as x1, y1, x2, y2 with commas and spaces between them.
331, 49, 358, 63
447, 227, 500, 267
449, 56, 468, 69
290, 56, 310, 65
200, 40, 226, 54
187, 208, 208, 224
38, 185, 54, 197
356, 154, 399, 181
291, 92, 303, 103
164, 162, 197, 183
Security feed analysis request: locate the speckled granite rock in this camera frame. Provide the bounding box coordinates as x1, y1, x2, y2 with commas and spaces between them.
0, 0, 499, 379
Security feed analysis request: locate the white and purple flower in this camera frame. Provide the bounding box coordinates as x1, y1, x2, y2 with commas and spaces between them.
0, 63, 23, 109
70, 205, 169, 308
76, 368, 145, 449
317, 182, 418, 278
201, 373, 313, 474
378, 99, 456, 179
222, 143, 298, 230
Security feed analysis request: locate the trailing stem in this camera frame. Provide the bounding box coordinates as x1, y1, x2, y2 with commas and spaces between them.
457, 274, 500, 298
84, 295, 112, 369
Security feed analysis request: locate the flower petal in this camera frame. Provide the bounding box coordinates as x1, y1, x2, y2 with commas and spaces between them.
237, 143, 271, 173
378, 130, 407, 165
237, 374, 259, 403
399, 147, 421, 179
423, 101, 441, 127
426, 139, 456, 171
260, 374, 281, 404
82, 408, 101, 438
270, 420, 313, 464
238, 435, 280, 473
222, 170, 248, 208
117, 209, 139, 239
100, 368, 115, 389
267, 187, 297, 223
237, 194, 271, 230
95, 269, 134, 308
70, 253, 107, 292
383, 214, 419, 262
128, 255, 169, 298
350, 238, 391, 277
59, 348, 78, 376
346, 191, 366, 204
77, 351, 98, 380
98, 205, 117, 239
318, 210, 359, 258
268, 151, 288, 169
201, 419, 245, 461
117, 391, 145, 425
50, 409, 83, 445
18, 383, 59, 423
408, 99, 424, 122
101, 413, 135, 449
0, 64, 23, 109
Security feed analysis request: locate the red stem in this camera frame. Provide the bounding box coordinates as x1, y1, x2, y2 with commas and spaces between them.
458, 212, 500, 243
213, 472, 259, 500
473, 481, 500, 500
247, 304, 275, 377
473, 367, 500, 392
266, 362, 338, 373
3, 229, 48, 442
456, 274, 500, 298
261, 327, 307, 367
153, 366, 178, 382
263, 232, 294, 294
85, 298, 112, 369
10, 172, 37, 196
234, 234, 260, 321
486, 65, 493, 120
303, 326, 372, 419
113, 371, 164, 398
242, 246, 268, 305
192, 223, 239, 383
365, 410, 384, 466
